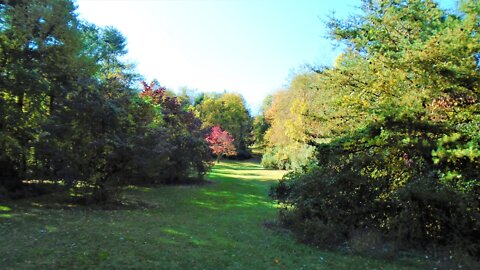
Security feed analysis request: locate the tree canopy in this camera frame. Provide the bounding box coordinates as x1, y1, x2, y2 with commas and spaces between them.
206, 125, 237, 162
195, 92, 252, 158
0, 0, 211, 200
268, 0, 480, 259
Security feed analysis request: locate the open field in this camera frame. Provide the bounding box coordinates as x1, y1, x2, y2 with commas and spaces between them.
0, 161, 432, 269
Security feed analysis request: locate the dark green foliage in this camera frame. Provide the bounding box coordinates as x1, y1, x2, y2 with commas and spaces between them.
252, 115, 269, 147
270, 0, 480, 262
139, 82, 211, 184
0, 0, 83, 190
0, 0, 211, 201
273, 118, 480, 256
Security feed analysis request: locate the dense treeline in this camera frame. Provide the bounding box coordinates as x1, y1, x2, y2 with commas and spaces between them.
0, 0, 211, 200
266, 0, 480, 261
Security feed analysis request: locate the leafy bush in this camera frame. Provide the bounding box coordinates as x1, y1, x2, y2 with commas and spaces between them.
272, 118, 480, 258
261, 144, 316, 171
267, 0, 480, 263
261, 147, 289, 170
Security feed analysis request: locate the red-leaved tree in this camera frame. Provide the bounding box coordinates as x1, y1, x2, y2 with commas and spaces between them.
206, 126, 237, 163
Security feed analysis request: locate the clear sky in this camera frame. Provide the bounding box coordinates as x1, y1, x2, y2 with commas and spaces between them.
75, 0, 457, 114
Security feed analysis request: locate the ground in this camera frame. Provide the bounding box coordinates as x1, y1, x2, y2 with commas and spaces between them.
0, 160, 433, 269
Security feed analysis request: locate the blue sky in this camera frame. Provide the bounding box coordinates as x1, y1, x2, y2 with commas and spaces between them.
75, 0, 457, 114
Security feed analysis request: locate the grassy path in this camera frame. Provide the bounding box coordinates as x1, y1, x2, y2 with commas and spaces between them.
0, 161, 430, 269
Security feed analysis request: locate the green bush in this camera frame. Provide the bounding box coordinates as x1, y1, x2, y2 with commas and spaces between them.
261, 147, 288, 169
261, 144, 316, 171
268, 0, 480, 264
271, 118, 480, 259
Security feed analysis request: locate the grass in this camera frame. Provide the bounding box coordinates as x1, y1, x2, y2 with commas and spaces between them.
0, 160, 433, 269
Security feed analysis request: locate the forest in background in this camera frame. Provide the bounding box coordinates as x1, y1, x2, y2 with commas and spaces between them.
1, 0, 480, 266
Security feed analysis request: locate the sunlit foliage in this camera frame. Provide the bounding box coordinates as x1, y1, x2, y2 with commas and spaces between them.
195, 92, 253, 158
269, 0, 480, 260
0, 0, 211, 200
206, 125, 237, 162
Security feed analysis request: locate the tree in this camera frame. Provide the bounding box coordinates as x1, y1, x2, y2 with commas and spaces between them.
252, 95, 272, 147
206, 126, 237, 163
0, 0, 212, 200
0, 0, 84, 190
195, 92, 252, 158
261, 74, 323, 170
270, 0, 480, 259
252, 115, 269, 147
139, 81, 211, 182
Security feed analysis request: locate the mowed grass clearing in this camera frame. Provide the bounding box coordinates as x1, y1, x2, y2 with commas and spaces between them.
0, 160, 432, 269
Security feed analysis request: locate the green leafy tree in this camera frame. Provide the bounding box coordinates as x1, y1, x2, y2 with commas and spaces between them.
252, 95, 272, 147
196, 92, 253, 158
270, 0, 480, 258
139, 82, 211, 183
0, 0, 211, 201
0, 0, 84, 190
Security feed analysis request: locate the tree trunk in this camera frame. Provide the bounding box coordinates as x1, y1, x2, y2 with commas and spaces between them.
17, 91, 24, 110
49, 94, 55, 115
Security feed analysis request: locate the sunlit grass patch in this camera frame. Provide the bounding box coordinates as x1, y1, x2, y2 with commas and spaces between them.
0, 205, 12, 211
210, 160, 286, 182
0, 160, 434, 269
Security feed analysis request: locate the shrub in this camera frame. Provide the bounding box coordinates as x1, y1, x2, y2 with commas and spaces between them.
261, 144, 316, 171
271, 118, 480, 259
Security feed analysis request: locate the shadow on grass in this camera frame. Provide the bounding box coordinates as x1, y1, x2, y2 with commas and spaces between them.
0, 160, 437, 270
0, 187, 161, 223
0, 160, 281, 222
1, 176, 215, 217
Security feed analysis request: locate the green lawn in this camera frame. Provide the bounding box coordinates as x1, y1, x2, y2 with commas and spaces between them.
0, 160, 432, 269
